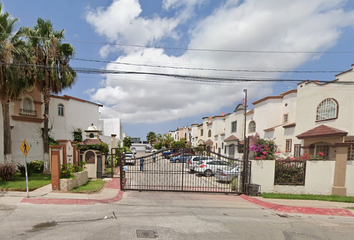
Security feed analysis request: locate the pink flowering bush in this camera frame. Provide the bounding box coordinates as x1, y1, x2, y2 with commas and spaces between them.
249, 133, 277, 160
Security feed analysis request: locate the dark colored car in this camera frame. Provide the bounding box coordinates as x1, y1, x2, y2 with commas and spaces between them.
170, 153, 195, 163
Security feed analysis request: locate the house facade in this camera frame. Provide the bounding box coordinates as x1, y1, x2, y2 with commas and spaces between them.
0, 88, 122, 164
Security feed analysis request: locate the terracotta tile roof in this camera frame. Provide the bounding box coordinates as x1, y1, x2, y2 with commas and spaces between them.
224, 135, 239, 142
205, 139, 213, 145
296, 125, 348, 139
79, 139, 101, 145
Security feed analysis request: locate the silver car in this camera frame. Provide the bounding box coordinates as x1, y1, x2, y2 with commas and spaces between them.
194, 160, 231, 177
215, 165, 239, 182
187, 156, 213, 172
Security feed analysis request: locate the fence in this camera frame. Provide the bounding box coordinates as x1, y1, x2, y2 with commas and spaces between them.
274, 160, 306, 185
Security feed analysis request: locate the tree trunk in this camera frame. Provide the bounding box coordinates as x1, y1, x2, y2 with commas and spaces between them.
42, 88, 50, 174
2, 100, 12, 163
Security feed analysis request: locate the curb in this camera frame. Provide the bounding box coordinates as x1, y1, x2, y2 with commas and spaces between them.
240, 195, 354, 217
21, 178, 123, 205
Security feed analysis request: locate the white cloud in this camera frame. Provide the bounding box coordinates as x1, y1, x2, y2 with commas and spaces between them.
86, 0, 180, 49
87, 0, 354, 123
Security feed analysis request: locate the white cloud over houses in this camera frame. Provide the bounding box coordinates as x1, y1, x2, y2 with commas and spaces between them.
85, 0, 354, 124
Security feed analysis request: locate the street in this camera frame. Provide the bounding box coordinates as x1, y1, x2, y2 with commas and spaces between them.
1, 190, 354, 239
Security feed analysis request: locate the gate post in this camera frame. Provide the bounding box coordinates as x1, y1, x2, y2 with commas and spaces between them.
119, 148, 125, 191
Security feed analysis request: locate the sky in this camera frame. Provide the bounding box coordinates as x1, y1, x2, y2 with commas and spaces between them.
3, 0, 354, 140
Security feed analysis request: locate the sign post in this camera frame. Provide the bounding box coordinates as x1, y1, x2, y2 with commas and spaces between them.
20, 139, 30, 198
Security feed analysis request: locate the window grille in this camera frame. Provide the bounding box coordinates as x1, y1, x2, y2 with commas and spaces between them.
58, 104, 64, 116
316, 98, 337, 121
248, 121, 256, 133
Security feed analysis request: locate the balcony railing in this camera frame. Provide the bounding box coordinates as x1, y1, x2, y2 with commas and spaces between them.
20, 109, 37, 117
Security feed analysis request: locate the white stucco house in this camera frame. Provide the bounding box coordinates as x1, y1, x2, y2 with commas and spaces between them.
0, 88, 123, 164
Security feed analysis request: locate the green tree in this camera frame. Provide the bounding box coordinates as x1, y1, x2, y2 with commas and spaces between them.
123, 137, 132, 149
146, 131, 157, 147
171, 138, 188, 149
0, 4, 33, 162
23, 18, 77, 173
163, 134, 174, 148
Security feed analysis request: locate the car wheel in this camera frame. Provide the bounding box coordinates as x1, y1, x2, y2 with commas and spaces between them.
204, 170, 212, 177
176, 160, 180, 163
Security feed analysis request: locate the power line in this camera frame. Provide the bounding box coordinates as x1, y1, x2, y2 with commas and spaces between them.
8, 33, 354, 54
72, 57, 345, 74
2, 61, 353, 85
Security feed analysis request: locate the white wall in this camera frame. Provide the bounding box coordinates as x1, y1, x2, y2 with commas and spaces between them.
251, 160, 337, 195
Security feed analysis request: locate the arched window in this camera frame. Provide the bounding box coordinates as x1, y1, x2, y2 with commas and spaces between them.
248, 120, 256, 133
24, 98, 32, 111
58, 104, 64, 116
208, 129, 212, 137
316, 98, 338, 121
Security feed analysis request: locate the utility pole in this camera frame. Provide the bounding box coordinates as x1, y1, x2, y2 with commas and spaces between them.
242, 89, 248, 193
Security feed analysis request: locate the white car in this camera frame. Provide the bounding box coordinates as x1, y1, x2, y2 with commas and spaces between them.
187, 156, 213, 172
194, 160, 232, 177
125, 153, 136, 165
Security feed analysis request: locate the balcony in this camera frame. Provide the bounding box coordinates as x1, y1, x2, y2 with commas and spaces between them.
20, 109, 37, 117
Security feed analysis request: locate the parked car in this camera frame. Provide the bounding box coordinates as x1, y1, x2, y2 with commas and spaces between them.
194, 160, 231, 177
187, 156, 214, 172
124, 153, 136, 165
170, 153, 195, 163
163, 149, 175, 159
145, 148, 151, 153
215, 165, 239, 182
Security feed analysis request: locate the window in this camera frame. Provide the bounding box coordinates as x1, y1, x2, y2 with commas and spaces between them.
314, 143, 329, 159
200, 129, 203, 136
248, 120, 256, 133
208, 129, 211, 137
294, 144, 301, 158
283, 114, 288, 124
285, 139, 292, 152
316, 98, 338, 121
58, 104, 64, 116
228, 144, 235, 157
231, 121, 237, 132
24, 98, 32, 110
222, 142, 224, 149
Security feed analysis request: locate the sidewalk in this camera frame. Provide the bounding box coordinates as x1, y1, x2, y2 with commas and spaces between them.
2, 180, 354, 217
0, 178, 123, 206
240, 194, 354, 217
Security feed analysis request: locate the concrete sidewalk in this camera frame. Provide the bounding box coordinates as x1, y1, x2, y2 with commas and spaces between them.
2, 179, 354, 217
0, 178, 122, 206
240, 195, 354, 217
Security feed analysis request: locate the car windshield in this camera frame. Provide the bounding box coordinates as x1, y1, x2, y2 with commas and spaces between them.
125, 154, 133, 158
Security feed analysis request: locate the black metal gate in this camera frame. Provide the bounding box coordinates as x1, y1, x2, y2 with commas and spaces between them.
117, 147, 250, 194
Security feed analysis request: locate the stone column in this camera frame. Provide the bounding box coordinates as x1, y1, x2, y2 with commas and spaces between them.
332, 143, 350, 196
51, 146, 63, 190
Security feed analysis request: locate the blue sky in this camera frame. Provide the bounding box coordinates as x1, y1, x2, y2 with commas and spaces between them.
3, 0, 354, 140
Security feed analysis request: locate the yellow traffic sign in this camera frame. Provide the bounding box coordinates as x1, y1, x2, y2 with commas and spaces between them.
20, 139, 30, 156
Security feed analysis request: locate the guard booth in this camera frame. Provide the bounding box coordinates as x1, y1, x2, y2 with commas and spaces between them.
79, 124, 106, 179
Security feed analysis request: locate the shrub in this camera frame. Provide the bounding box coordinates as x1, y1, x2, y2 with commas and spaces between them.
30, 160, 44, 173
0, 163, 17, 181
17, 163, 34, 177
231, 178, 238, 191
60, 163, 85, 178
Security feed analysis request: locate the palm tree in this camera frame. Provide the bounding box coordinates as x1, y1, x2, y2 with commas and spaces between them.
0, 4, 32, 163
147, 131, 157, 148
163, 134, 174, 148
23, 18, 77, 173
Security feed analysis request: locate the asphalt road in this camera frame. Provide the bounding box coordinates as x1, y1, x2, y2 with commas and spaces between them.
1, 190, 354, 239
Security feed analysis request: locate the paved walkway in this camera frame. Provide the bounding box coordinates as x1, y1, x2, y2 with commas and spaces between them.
1, 178, 354, 217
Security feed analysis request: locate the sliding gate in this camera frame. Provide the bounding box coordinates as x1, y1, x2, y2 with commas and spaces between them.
119, 148, 250, 194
